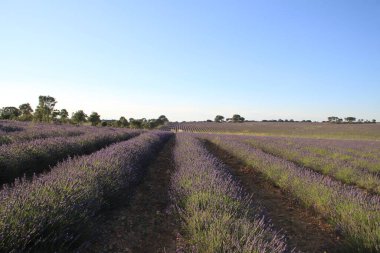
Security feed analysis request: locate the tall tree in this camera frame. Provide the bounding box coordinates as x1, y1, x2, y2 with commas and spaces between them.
34, 96, 57, 122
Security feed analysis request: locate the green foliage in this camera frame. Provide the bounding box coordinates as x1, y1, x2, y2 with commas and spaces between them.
214, 115, 224, 122
157, 115, 169, 125
0, 107, 21, 119
88, 112, 101, 126
59, 109, 69, 123
231, 114, 245, 123
33, 96, 57, 122
345, 117, 356, 123
71, 110, 87, 124
18, 103, 33, 121
118, 116, 129, 127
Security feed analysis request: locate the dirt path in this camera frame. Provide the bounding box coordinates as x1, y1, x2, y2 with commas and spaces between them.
79, 137, 179, 253
204, 140, 346, 253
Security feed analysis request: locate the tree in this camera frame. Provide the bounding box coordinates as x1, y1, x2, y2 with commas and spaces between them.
129, 118, 143, 129
232, 114, 245, 123
34, 96, 57, 122
51, 110, 60, 121
88, 112, 101, 126
71, 110, 87, 124
0, 107, 21, 119
327, 116, 340, 123
373, 119, 377, 123
118, 116, 129, 127
18, 103, 33, 121
214, 115, 224, 123
19, 103, 33, 116
156, 115, 169, 125
344, 117, 356, 123
59, 109, 69, 122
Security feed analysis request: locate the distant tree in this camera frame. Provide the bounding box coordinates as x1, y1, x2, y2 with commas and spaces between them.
156, 115, 169, 125
206, 119, 212, 122
59, 109, 69, 122
373, 119, 377, 123
34, 95, 57, 122
344, 117, 356, 123
232, 114, 245, 123
18, 103, 33, 121
144, 119, 158, 129
19, 103, 33, 116
71, 110, 87, 124
88, 112, 101, 126
214, 115, 224, 123
278, 119, 284, 122
0, 107, 21, 119
289, 119, 294, 122
118, 116, 129, 127
327, 116, 340, 123
129, 118, 142, 129
101, 121, 108, 127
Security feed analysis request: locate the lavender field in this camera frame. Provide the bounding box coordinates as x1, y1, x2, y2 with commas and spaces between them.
0, 120, 379, 252
162, 122, 380, 140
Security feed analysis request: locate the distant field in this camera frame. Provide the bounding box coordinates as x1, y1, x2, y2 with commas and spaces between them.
161, 121, 380, 140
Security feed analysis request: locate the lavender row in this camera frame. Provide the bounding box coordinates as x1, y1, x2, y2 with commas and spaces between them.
171, 134, 288, 253
202, 134, 380, 252
0, 120, 104, 145
0, 128, 141, 186
245, 136, 380, 194
0, 131, 172, 252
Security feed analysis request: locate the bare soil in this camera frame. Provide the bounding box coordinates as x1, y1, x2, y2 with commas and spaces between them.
78, 137, 179, 253
204, 140, 347, 253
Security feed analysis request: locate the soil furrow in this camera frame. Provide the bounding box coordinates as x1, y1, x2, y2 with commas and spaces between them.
78, 137, 178, 253
204, 140, 346, 253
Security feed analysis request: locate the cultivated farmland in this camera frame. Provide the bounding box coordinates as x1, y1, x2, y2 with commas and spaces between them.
0, 120, 379, 252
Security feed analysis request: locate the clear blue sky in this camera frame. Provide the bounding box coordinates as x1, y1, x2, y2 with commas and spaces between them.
0, 0, 379, 121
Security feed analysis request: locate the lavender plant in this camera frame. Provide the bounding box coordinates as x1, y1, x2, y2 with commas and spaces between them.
172, 134, 288, 253
0, 131, 172, 252
0, 120, 93, 145
245, 136, 380, 194
203, 134, 380, 252
0, 128, 141, 186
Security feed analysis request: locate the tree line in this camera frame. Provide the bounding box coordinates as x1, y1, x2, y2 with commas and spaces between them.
213, 114, 245, 123
327, 116, 376, 124
0, 95, 169, 129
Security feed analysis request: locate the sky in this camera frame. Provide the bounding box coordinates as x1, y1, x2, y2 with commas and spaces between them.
0, 0, 379, 121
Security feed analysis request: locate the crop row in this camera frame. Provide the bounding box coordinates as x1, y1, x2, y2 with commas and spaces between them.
0, 120, 107, 145
171, 134, 287, 252
244, 136, 380, 194
0, 128, 84, 146
0, 128, 140, 186
202, 134, 380, 252
0, 131, 172, 252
